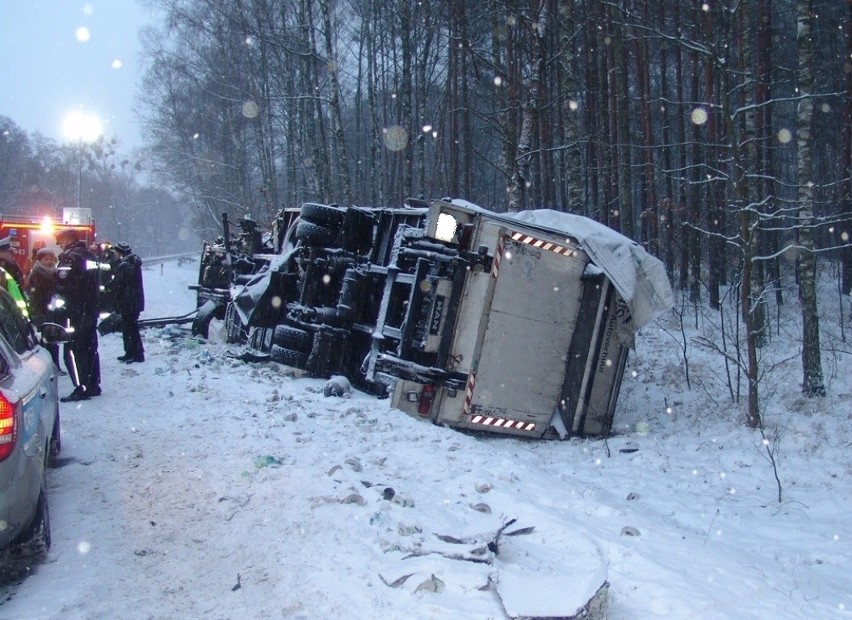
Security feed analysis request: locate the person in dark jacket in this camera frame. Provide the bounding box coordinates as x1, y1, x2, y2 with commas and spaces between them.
27, 247, 62, 369
112, 242, 145, 363
55, 228, 101, 401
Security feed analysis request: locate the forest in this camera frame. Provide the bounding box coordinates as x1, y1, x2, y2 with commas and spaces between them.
136, 0, 850, 422
0, 0, 850, 426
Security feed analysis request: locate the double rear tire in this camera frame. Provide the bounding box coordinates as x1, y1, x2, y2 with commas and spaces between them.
297, 204, 346, 247
270, 345, 309, 368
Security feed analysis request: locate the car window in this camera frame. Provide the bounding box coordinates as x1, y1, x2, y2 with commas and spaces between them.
0, 288, 36, 354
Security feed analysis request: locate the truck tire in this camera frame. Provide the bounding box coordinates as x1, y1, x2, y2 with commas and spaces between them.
272, 325, 312, 352
224, 304, 247, 344
192, 299, 223, 338
270, 345, 309, 368
247, 327, 271, 352
296, 221, 337, 247
305, 329, 348, 376
300, 203, 346, 227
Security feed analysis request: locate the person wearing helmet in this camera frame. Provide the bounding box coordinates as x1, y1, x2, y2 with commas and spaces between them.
112, 242, 145, 363
55, 228, 101, 401
0, 236, 24, 289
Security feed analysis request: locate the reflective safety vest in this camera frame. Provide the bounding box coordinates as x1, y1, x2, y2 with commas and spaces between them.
0, 267, 29, 319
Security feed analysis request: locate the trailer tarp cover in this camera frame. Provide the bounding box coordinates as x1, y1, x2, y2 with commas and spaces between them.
454, 203, 674, 343
231, 252, 293, 326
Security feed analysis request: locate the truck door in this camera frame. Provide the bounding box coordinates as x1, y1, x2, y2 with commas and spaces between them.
461, 231, 587, 436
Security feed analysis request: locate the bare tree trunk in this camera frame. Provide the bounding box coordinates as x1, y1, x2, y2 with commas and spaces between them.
398, 0, 414, 199
674, 1, 689, 291
448, 0, 462, 198
720, 55, 762, 429
557, 0, 582, 210
660, 38, 675, 273
703, 8, 721, 311
633, 1, 656, 252
796, 0, 826, 397
319, 0, 353, 205
842, 0, 852, 297
688, 46, 703, 304
537, 0, 555, 208
503, 1, 523, 211
365, 0, 384, 206
609, 5, 630, 233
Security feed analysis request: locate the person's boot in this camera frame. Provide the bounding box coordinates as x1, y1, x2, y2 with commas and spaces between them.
124, 355, 145, 364
60, 386, 89, 402
117, 354, 131, 362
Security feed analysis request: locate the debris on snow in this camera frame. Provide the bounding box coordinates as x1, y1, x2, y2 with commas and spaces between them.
341, 493, 366, 506
344, 457, 363, 472
323, 375, 352, 397
253, 455, 283, 468
414, 573, 445, 593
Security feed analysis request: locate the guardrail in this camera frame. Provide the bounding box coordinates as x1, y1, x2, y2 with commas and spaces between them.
140, 252, 198, 264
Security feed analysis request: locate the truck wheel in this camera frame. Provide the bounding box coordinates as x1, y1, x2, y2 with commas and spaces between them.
270, 345, 309, 368
296, 221, 337, 246
192, 299, 223, 338
247, 327, 262, 350
272, 325, 312, 352
300, 203, 346, 227
224, 304, 247, 344
305, 329, 348, 376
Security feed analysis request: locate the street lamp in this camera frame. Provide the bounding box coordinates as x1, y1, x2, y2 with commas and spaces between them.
63, 111, 102, 210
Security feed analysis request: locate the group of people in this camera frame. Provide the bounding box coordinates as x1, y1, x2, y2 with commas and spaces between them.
0, 230, 146, 402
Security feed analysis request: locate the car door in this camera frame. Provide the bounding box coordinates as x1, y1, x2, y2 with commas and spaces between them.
0, 287, 57, 527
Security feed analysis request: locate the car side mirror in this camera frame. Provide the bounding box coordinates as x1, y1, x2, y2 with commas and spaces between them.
40, 322, 70, 344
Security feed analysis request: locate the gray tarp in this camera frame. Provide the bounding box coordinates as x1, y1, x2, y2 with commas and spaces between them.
463, 204, 674, 343
231, 252, 293, 326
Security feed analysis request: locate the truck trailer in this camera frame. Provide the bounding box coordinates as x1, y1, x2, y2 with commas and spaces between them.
199, 198, 673, 439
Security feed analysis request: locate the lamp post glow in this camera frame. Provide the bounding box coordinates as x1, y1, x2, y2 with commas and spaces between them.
63, 111, 102, 210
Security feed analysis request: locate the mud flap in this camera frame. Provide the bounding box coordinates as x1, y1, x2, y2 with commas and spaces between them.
192, 299, 223, 338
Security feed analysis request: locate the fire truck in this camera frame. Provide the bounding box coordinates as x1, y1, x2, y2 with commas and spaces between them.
0, 208, 97, 275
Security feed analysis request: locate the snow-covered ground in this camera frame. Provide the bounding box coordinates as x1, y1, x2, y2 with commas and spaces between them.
1, 260, 850, 619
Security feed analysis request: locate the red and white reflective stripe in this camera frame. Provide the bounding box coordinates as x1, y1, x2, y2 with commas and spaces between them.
463, 373, 476, 414
469, 414, 536, 432
509, 231, 576, 257
491, 238, 503, 278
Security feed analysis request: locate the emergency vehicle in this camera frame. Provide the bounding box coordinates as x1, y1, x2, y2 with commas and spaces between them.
0, 208, 97, 275
198, 198, 674, 439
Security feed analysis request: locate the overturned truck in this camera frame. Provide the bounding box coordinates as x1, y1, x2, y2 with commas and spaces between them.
195, 198, 673, 439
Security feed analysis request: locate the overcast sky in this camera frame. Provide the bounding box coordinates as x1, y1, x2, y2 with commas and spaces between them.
0, 1, 156, 150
